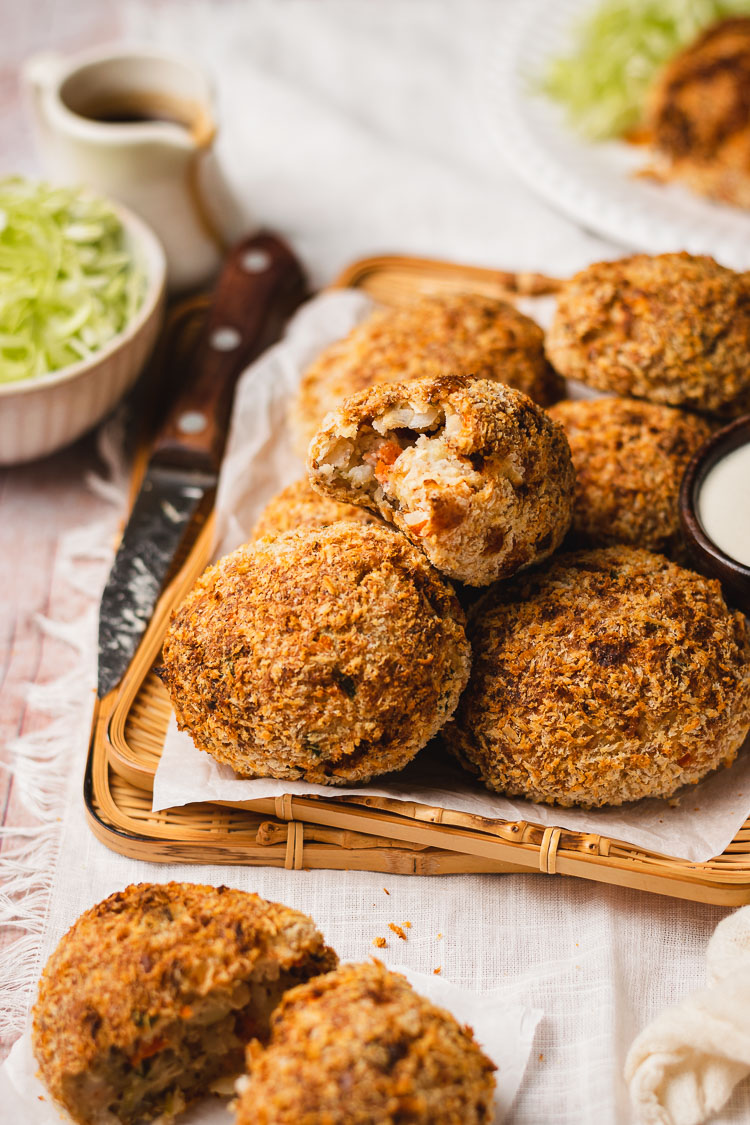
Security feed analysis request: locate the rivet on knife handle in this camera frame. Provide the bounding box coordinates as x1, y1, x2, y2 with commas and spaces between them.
151, 232, 308, 475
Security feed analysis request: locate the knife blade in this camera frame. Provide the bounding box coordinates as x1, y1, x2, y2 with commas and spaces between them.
97, 232, 307, 698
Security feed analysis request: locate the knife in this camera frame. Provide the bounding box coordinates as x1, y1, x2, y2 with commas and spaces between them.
97, 232, 307, 699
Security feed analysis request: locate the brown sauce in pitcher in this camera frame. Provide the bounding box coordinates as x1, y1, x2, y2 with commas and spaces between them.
69, 91, 214, 144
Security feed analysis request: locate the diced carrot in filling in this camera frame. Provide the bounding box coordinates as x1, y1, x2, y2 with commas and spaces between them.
129, 1037, 169, 1066
363, 439, 403, 483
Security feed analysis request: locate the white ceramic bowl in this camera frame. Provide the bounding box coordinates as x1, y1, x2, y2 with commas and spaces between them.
0, 200, 166, 465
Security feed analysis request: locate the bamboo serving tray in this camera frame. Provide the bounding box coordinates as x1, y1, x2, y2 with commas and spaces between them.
86, 254, 750, 903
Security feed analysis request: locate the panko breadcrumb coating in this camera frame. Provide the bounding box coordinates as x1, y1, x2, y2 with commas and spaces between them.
648, 17, 750, 210
448, 546, 750, 808
250, 477, 381, 542
161, 523, 470, 784
308, 375, 575, 586
32, 883, 337, 1125
291, 292, 564, 453
548, 397, 712, 554
235, 961, 496, 1125
546, 253, 750, 417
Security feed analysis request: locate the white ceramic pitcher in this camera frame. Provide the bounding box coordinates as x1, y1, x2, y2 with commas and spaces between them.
23, 46, 243, 291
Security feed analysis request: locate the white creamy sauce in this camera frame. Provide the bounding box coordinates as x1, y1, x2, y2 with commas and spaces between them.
698, 443, 750, 567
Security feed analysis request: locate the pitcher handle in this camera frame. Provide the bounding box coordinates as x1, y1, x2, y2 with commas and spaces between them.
22, 50, 64, 99
22, 51, 65, 151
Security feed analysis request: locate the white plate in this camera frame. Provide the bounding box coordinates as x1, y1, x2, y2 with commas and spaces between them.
483, 0, 750, 269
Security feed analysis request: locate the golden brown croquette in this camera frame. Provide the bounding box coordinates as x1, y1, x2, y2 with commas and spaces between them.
308, 375, 575, 586
250, 477, 381, 542
235, 961, 496, 1125
546, 253, 750, 417
548, 397, 712, 555
648, 17, 750, 210
161, 523, 471, 784
32, 883, 337, 1125
448, 546, 750, 808
290, 292, 564, 454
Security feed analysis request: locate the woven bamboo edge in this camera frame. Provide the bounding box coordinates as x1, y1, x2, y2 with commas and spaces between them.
87, 253, 750, 903
88, 696, 526, 875
332, 254, 562, 300
93, 532, 750, 902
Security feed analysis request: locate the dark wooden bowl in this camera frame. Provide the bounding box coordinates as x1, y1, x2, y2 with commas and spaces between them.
679, 414, 750, 615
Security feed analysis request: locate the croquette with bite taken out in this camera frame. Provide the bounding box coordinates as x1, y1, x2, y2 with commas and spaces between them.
32, 883, 338, 1125
235, 960, 497, 1125
308, 375, 575, 586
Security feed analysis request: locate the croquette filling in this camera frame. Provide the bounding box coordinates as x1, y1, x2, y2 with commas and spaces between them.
318, 402, 486, 535
63, 972, 308, 1125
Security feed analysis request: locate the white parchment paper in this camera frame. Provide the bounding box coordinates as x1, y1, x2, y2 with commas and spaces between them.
152, 291, 750, 864
0, 970, 543, 1125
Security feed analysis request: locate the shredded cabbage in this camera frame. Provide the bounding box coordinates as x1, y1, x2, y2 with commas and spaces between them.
0, 177, 146, 384
541, 0, 750, 140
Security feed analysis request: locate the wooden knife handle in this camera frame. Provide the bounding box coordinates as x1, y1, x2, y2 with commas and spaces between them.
151, 232, 308, 474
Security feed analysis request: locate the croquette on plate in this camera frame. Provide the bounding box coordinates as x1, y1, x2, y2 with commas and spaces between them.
548, 396, 712, 555
648, 17, 750, 211
448, 546, 750, 808
32, 883, 337, 1125
161, 522, 471, 785
308, 375, 575, 586
235, 961, 496, 1125
250, 477, 381, 542
546, 252, 750, 417
290, 291, 564, 454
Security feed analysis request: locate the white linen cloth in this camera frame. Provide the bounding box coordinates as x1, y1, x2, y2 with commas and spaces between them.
627, 908, 750, 1125
3, 3, 750, 1123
